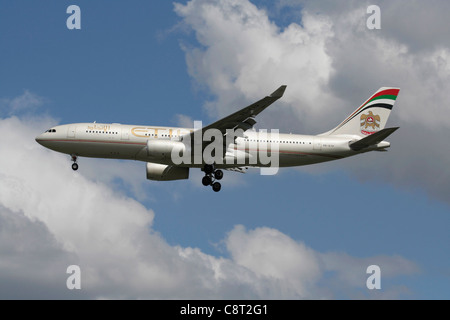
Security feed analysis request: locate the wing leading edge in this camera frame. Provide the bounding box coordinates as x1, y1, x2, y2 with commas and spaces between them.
195, 85, 287, 136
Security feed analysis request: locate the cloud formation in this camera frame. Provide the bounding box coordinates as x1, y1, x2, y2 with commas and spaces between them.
174, 0, 450, 204
0, 98, 417, 298
0, 90, 45, 116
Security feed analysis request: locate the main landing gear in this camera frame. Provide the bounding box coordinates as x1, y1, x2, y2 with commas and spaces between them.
202, 164, 223, 192
71, 154, 79, 171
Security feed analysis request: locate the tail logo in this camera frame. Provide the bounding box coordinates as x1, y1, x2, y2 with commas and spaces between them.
360, 111, 380, 135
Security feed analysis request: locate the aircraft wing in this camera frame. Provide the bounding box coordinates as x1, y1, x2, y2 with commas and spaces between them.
224, 167, 247, 174
198, 85, 287, 135
185, 85, 286, 163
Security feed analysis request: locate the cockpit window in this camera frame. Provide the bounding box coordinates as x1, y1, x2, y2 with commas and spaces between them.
45, 129, 56, 133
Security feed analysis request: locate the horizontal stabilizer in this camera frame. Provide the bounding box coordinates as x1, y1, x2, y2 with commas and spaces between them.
350, 127, 399, 151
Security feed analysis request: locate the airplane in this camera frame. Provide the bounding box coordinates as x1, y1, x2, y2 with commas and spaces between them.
35, 86, 400, 192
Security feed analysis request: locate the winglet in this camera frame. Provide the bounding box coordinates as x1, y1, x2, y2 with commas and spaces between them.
270, 85, 287, 98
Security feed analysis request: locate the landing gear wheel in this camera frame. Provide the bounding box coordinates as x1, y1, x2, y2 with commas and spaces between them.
202, 164, 223, 191
71, 154, 78, 171
214, 170, 223, 180
212, 182, 221, 192
204, 164, 214, 175
202, 175, 212, 186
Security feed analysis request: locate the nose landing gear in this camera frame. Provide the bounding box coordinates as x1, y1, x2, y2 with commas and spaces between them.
202, 164, 223, 192
71, 154, 79, 171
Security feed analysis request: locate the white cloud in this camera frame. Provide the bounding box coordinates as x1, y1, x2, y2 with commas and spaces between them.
174, 0, 450, 204
225, 225, 321, 298
174, 0, 336, 124
174, 113, 194, 128
0, 90, 45, 116
79, 158, 149, 202
0, 204, 76, 299
0, 110, 417, 299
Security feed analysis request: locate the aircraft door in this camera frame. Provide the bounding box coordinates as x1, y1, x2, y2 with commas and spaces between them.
313, 137, 322, 150
121, 127, 130, 140
67, 126, 76, 139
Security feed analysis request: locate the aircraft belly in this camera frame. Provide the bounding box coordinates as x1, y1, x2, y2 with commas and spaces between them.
277, 151, 343, 167
83, 142, 143, 159
46, 140, 144, 160
278, 153, 309, 167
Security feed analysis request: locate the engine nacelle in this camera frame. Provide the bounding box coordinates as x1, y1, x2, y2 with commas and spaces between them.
146, 163, 189, 181
147, 140, 186, 160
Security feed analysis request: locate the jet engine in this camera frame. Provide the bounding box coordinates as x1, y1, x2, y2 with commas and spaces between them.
146, 163, 189, 181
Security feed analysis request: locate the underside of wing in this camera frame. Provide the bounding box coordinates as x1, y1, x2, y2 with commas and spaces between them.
224, 167, 247, 174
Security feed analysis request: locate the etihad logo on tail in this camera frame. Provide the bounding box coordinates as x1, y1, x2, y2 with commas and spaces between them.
360, 111, 380, 135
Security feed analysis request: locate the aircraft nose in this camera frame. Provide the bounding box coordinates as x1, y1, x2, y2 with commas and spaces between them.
35, 134, 44, 145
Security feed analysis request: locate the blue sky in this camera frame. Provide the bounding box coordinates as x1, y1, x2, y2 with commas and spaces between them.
0, 0, 449, 299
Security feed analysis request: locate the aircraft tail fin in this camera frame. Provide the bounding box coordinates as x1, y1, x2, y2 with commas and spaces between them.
322, 87, 400, 137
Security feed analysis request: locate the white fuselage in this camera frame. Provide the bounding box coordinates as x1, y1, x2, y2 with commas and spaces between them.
35, 123, 378, 168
